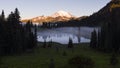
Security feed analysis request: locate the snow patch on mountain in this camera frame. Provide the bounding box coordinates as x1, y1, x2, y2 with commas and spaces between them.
51, 10, 74, 18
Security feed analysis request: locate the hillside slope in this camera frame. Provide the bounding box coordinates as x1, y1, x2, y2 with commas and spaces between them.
80, 0, 120, 26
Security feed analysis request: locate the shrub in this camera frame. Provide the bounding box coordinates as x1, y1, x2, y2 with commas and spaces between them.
43, 40, 47, 48
110, 54, 119, 65
62, 50, 67, 56
68, 56, 94, 68
49, 59, 55, 68
48, 40, 52, 48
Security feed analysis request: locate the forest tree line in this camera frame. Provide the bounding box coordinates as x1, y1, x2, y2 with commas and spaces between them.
0, 8, 37, 55
90, 7, 120, 53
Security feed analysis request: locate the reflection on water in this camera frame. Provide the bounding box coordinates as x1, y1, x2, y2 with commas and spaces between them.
37, 27, 98, 44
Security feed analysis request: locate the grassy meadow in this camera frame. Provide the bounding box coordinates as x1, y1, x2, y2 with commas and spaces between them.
0, 43, 120, 68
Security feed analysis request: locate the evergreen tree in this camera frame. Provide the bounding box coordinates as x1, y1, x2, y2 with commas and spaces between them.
97, 29, 101, 49
33, 25, 37, 47
68, 38, 73, 48
90, 29, 97, 48
43, 40, 47, 48
25, 21, 32, 33
25, 21, 37, 49
14, 8, 20, 21
0, 10, 5, 21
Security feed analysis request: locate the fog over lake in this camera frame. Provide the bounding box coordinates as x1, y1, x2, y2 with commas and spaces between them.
37, 27, 98, 44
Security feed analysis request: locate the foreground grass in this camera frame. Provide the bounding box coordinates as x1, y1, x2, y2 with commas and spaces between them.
1, 43, 120, 68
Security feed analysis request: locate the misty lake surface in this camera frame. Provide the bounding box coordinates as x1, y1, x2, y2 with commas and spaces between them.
37, 27, 98, 44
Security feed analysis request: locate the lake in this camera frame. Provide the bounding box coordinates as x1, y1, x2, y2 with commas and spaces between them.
37, 27, 98, 44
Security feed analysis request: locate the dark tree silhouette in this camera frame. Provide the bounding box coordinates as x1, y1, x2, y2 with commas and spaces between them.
68, 38, 73, 48
43, 40, 47, 48
90, 29, 97, 48
0, 10, 5, 21
14, 8, 20, 21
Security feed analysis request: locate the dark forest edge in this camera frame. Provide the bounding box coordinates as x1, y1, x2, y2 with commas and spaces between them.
89, 1, 120, 53
0, 8, 37, 56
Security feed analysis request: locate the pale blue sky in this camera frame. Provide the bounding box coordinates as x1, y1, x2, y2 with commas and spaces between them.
0, 0, 110, 19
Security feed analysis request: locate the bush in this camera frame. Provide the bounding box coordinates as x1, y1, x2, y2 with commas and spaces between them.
48, 40, 52, 48
110, 54, 119, 65
49, 59, 55, 68
62, 50, 67, 56
43, 40, 47, 48
68, 56, 94, 68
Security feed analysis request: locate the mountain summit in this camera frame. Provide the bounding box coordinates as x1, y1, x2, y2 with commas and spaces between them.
22, 10, 77, 23
51, 10, 74, 18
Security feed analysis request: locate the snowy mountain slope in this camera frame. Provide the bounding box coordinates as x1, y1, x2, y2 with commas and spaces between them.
22, 10, 77, 23
51, 10, 74, 18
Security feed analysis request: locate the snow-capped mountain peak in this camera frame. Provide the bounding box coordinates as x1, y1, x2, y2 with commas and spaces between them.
22, 10, 77, 23
51, 10, 74, 18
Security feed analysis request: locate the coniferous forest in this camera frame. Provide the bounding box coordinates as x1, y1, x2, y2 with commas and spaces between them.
90, 3, 120, 53
0, 8, 37, 55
